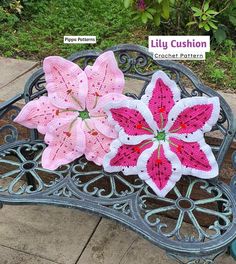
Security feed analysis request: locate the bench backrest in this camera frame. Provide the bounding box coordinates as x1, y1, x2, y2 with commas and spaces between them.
6, 44, 236, 173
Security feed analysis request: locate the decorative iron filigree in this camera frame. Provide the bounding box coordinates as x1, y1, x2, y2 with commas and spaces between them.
0, 140, 235, 259
71, 157, 144, 198
167, 249, 226, 264
0, 142, 68, 194
0, 104, 21, 144
139, 178, 233, 242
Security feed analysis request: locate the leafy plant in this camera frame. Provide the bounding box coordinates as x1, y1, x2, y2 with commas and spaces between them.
123, 0, 172, 26
122, 0, 235, 40
209, 68, 225, 83
189, 1, 218, 31
0, 0, 23, 14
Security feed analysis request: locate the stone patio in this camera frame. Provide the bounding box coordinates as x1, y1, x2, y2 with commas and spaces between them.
0, 57, 235, 264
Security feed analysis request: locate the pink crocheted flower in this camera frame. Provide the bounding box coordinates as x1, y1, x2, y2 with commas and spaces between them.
14, 51, 126, 170
103, 71, 220, 197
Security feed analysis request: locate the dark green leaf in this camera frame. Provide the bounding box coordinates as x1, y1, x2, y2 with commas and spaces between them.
191, 7, 202, 13
206, 9, 218, 15
199, 22, 204, 28
186, 21, 197, 26
214, 28, 227, 43
147, 8, 157, 15
229, 15, 236, 26
154, 14, 161, 26
146, 12, 153, 20
193, 13, 202, 17
141, 12, 148, 23
203, 2, 209, 12
124, 0, 131, 8
204, 23, 210, 31
162, 0, 170, 19
208, 21, 218, 29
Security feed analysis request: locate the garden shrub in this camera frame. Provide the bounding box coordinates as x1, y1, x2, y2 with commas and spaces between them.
122, 0, 236, 43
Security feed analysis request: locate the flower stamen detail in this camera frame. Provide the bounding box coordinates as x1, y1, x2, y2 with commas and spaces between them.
63, 131, 71, 137
133, 146, 141, 153
135, 124, 142, 129
177, 145, 182, 153
169, 123, 187, 133
156, 159, 162, 164
89, 130, 98, 136
159, 106, 165, 113
180, 123, 187, 129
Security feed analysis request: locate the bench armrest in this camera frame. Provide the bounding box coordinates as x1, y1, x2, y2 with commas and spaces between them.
230, 150, 236, 196
0, 93, 24, 146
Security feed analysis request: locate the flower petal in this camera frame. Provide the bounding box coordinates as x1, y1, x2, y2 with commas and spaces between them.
166, 97, 220, 142
141, 71, 180, 129
43, 56, 88, 110
85, 51, 125, 110
42, 115, 85, 170
90, 93, 128, 139
103, 139, 153, 175
82, 119, 112, 165
14, 96, 59, 134
169, 137, 218, 178
137, 142, 182, 197
105, 99, 157, 145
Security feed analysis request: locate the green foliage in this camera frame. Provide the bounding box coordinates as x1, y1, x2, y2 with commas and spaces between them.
190, 2, 218, 31
0, 0, 235, 91
208, 68, 225, 83
190, 46, 236, 90
213, 26, 227, 44
122, 0, 235, 43
123, 0, 171, 26
0, 0, 145, 58
0, 0, 23, 14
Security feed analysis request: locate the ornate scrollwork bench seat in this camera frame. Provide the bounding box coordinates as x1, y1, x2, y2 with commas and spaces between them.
1, 44, 236, 264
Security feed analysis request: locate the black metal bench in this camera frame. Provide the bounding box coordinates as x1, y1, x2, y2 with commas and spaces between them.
1, 44, 236, 264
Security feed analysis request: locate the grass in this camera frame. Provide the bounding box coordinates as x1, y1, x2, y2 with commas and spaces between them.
0, 0, 147, 59
186, 41, 236, 91
0, 0, 235, 90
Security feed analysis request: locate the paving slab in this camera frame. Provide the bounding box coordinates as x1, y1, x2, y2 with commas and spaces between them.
76, 217, 235, 264
0, 69, 40, 101
0, 205, 100, 264
76, 218, 138, 264
0, 58, 40, 101
218, 90, 236, 115
0, 57, 39, 89
0, 244, 59, 264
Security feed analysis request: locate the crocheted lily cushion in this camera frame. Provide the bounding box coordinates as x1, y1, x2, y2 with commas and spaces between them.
14, 51, 126, 170
103, 71, 220, 197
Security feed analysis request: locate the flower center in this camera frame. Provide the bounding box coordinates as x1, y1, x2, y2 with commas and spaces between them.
79, 110, 90, 120
155, 131, 166, 141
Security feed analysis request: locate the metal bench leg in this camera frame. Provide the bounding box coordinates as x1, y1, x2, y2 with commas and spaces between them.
230, 240, 236, 260
167, 250, 226, 263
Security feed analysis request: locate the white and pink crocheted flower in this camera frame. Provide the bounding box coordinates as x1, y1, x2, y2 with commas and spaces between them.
103, 71, 220, 197
14, 51, 126, 170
